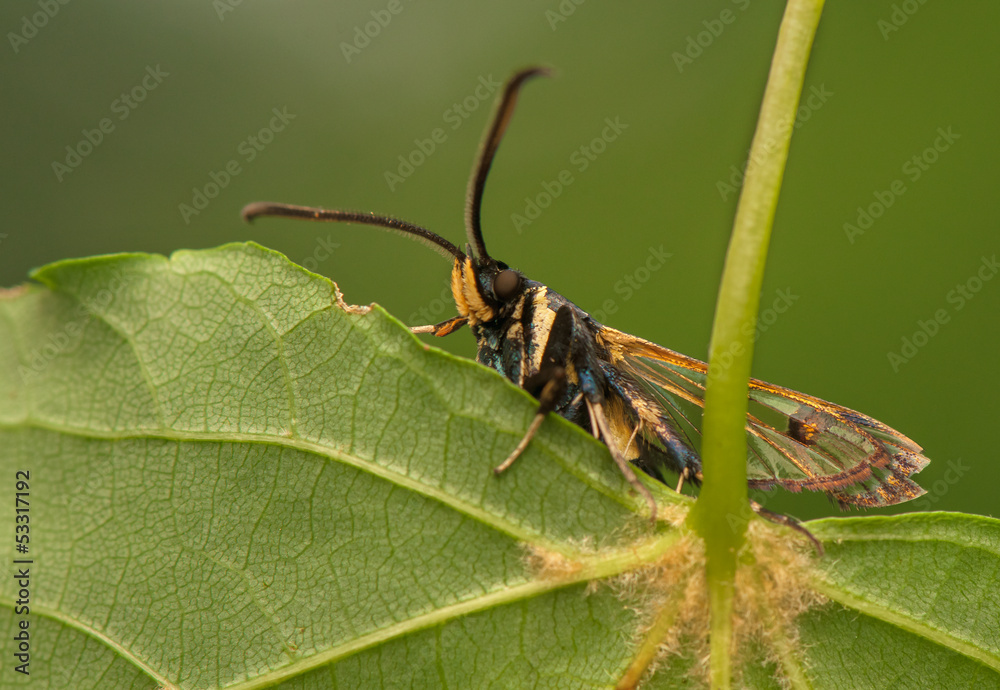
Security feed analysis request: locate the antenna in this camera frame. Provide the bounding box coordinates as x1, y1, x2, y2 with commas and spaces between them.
465, 66, 551, 262
241, 202, 464, 261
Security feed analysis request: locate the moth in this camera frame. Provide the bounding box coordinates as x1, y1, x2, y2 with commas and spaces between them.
243, 67, 929, 528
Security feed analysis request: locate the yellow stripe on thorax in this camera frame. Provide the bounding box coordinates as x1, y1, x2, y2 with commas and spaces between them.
528, 288, 556, 374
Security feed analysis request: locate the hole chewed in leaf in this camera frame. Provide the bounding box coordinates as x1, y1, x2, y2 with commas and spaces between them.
332, 282, 372, 315
0, 285, 29, 300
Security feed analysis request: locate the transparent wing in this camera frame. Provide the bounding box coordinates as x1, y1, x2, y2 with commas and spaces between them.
596, 326, 929, 507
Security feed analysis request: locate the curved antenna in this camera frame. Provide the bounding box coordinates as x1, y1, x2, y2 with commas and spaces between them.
242, 202, 464, 261
465, 66, 551, 262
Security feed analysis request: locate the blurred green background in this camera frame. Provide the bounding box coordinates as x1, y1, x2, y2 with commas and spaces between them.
1, 1, 997, 521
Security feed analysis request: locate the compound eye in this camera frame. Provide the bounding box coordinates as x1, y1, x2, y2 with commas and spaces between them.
493, 269, 521, 301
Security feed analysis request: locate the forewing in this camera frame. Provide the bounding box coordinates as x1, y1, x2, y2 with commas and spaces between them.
596, 327, 929, 507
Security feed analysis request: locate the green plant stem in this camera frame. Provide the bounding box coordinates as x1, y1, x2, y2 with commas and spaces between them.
686, 1, 825, 688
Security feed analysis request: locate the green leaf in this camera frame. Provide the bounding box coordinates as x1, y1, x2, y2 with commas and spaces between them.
802, 513, 1000, 689
0, 243, 997, 689
0, 243, 666, 689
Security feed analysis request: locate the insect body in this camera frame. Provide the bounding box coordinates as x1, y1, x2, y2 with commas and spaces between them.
243, 67, 929, 524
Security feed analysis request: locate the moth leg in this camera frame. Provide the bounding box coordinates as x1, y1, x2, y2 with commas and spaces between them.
494, 366, 567, 474
675, 467, 690, 494
589, 399, 658, 524
623, 422, 642, 457
494, 305, 576, 474
583, 393, 600, 438
749, 500, 824, 555
410, 316, 468, 336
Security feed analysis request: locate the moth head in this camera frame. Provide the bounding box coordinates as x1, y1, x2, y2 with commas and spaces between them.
450, 253, 525, 326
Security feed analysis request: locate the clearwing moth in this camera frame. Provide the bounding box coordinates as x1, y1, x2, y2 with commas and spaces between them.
243, 67, 929, 536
